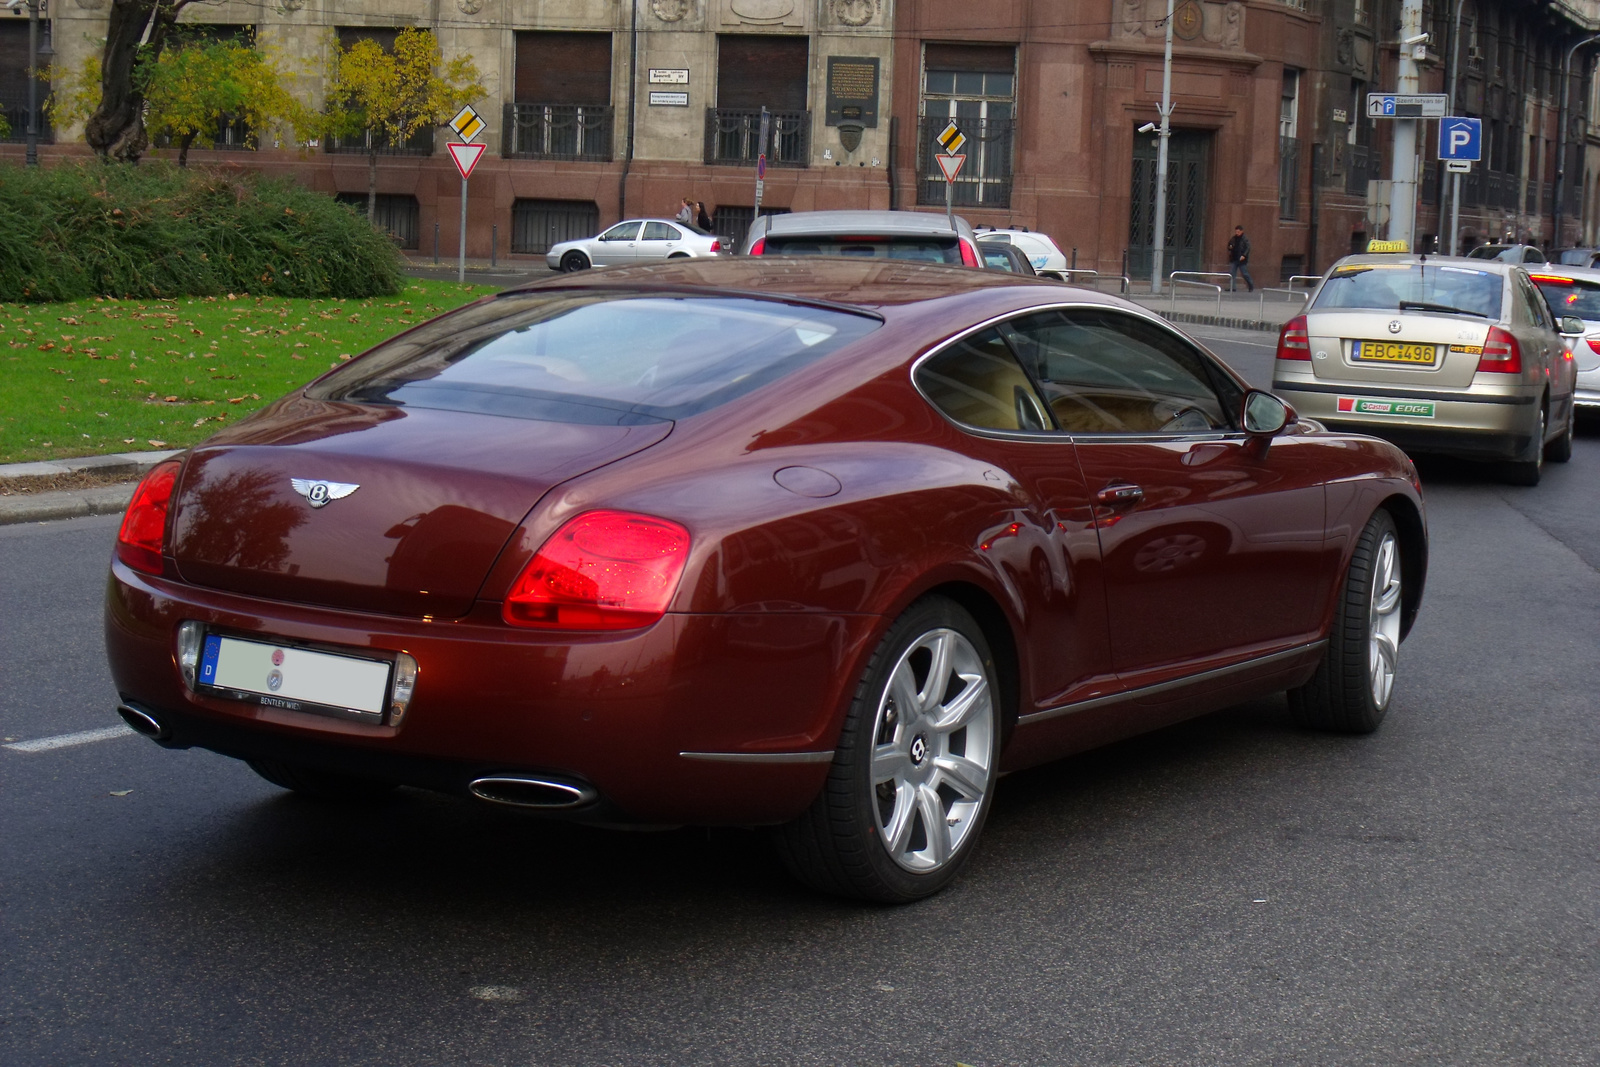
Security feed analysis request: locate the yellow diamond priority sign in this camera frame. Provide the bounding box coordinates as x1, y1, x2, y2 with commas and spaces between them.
936, 121, 966, 156
449, 104, 485, 143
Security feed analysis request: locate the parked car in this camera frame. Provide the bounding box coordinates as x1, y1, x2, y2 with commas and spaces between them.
742, 209, 983, 265
1550, 247, 1600, 268
975, 227, 1071, 277
977, 241, 1039, 275
1272, 253, 1580, 485
1530, 264, 1600, 415
1466, 243, 1547, 265
547, 219, 722, 271
108, 258, 1427, 903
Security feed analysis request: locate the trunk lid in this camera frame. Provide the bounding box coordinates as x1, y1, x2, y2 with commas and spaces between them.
169, 397, 671, 618
1303, 309, 1494, 389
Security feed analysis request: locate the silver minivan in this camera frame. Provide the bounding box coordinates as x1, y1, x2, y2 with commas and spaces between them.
1272, 254, 1580, 485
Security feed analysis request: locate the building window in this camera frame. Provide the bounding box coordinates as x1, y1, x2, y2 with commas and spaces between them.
506, 32, 614, 161
1346, 77, 1371, 197
0, 21, 53, 145
336, 193, 421, 250
918, 43, 1016, 209
1352, 0, 1369, 25
1280, 70, 1300, 219
706, 35, 810, 166
510, 199, 600, 255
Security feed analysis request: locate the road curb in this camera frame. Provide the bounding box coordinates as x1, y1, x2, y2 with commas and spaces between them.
0, 484, 137, 526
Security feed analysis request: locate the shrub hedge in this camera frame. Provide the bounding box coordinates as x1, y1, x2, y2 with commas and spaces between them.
0, 162, 405, 302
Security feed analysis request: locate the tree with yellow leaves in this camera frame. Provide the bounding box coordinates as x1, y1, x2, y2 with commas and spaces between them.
145, 40, 314, 167
324, 28, 486, 220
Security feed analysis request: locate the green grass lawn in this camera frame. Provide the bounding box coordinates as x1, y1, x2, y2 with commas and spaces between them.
0, 279, 497, 465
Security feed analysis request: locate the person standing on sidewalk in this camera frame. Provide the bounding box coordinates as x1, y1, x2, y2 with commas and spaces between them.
1227, 225, 1254, 292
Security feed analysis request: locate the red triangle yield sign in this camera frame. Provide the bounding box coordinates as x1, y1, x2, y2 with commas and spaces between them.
447, 142, 487, 180
935, 153, 966, 182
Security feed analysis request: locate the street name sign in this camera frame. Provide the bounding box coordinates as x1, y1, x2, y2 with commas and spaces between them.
936, 121, 966, 155
935, 153, 966, 182
1367, 93, 1448, 118
1438, 116, 1482, 161
447, 141, 487, 180
448, 104, 485, 143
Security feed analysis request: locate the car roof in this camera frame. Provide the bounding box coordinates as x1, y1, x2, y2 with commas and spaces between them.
1528, 264, 1600, 281
761, 210, 967, 238
1328, 253, 1514, 275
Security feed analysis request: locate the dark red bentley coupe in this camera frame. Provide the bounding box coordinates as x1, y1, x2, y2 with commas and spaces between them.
106, 258, 1427, 902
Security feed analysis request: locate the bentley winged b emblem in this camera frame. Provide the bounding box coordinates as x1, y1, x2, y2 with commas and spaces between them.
291, 478, 360, 509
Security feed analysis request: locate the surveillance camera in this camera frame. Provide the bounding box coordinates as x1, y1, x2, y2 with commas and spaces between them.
1138, 122, 1157, 134
1403, 32, 1429, 46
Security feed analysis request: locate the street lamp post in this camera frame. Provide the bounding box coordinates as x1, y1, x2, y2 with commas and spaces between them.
1149, 0, 1175, 295
1388, 0, 1423, 248
5, 0, 44, 165
1553, 33, 1600, 251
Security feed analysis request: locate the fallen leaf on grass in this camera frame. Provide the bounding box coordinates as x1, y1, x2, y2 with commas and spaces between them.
147, 439, 167, 447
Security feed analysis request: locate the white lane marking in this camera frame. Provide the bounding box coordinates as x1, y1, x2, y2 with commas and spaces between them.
4, 725, 137, 753
1196, 334, 1276, 347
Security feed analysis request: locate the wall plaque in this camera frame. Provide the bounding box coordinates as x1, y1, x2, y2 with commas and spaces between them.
648, 69, 690, 84
649, 91, 690, 107
825, 55, 880, 128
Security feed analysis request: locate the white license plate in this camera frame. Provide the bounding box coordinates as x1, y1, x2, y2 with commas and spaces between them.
198, 633, 392, 723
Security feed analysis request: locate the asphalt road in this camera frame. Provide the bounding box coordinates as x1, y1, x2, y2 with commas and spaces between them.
2, 332, 1597, 1065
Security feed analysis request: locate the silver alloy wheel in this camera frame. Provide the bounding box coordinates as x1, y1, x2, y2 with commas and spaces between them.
1368, 531, 1403, 709
870, 628, 995, 872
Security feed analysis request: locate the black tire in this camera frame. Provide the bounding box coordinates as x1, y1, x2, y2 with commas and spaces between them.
247, 759, 399, 802
560, 251, 590, 272
772, 597, 1002, 903
1503, 405, 1546, 486
1288, 510, 1403, 734
1545, 399, 1574, 463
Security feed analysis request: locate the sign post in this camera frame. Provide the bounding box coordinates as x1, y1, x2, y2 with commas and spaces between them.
446, 105, 486, 284
754, 107, 771, 219
935, 121, 966, 231
1438, 116, 1481, 256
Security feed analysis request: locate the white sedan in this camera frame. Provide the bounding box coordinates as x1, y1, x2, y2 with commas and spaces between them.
547, 219, 724, 272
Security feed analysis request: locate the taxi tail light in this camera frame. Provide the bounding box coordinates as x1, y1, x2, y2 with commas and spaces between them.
115, 460, 182, 575
1276, 315, 1311, 361
1478, 326, 1523, 374
747, 237, 766, 256
502, 510, 691, 631
959, 239, 980, 267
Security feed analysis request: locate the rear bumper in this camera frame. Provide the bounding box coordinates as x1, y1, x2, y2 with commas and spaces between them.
105, 560, 880, 826
1274, 378, 1540, 461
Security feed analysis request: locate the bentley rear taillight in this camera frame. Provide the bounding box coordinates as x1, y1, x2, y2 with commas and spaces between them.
115, 461, 181, 575
1478, 326, 1523, 374
502, 511, 691, 631
1276, 315, 1311, 361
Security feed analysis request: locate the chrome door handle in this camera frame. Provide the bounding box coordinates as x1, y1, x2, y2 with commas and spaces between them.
1096, 483, 1145, 505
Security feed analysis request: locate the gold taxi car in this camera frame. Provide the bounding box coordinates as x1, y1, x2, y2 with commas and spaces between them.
1272, 253, 1580, 485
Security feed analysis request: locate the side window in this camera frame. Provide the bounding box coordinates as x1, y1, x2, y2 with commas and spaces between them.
915, 328, 1053, 432
1001, 309, 1241, 434
600, 222, 640, 241
1516, 274, 1549, 328
642, 222, 680, 241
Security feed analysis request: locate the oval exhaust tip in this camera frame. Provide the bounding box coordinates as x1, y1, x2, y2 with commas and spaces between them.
469, 776, 597, 809
117, 703, 169, 741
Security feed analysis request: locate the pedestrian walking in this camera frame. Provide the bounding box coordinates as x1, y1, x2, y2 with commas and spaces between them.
1226, 225, 1254, 292
675, 198, 695, 226
696, 201, 712, 232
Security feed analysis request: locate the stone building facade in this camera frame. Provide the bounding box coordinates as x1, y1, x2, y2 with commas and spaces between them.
3, 0, 1599, 274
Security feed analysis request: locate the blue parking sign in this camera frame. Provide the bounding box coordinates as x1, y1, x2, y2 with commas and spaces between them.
1439, 117, 1482, 161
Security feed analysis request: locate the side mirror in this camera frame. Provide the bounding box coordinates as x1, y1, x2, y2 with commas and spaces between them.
1560, 315, 1586, 337
1242, 389, 1292, 436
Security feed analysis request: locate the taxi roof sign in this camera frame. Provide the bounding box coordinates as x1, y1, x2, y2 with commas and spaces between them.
449, 104, 485, 143
1366, 239, 1410, 253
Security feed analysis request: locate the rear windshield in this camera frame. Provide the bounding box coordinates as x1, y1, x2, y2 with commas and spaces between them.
1533, 274, 1600, 319
1311, 263, 1504, 319
308, 291, 880, 424
762, 236, 961, 264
